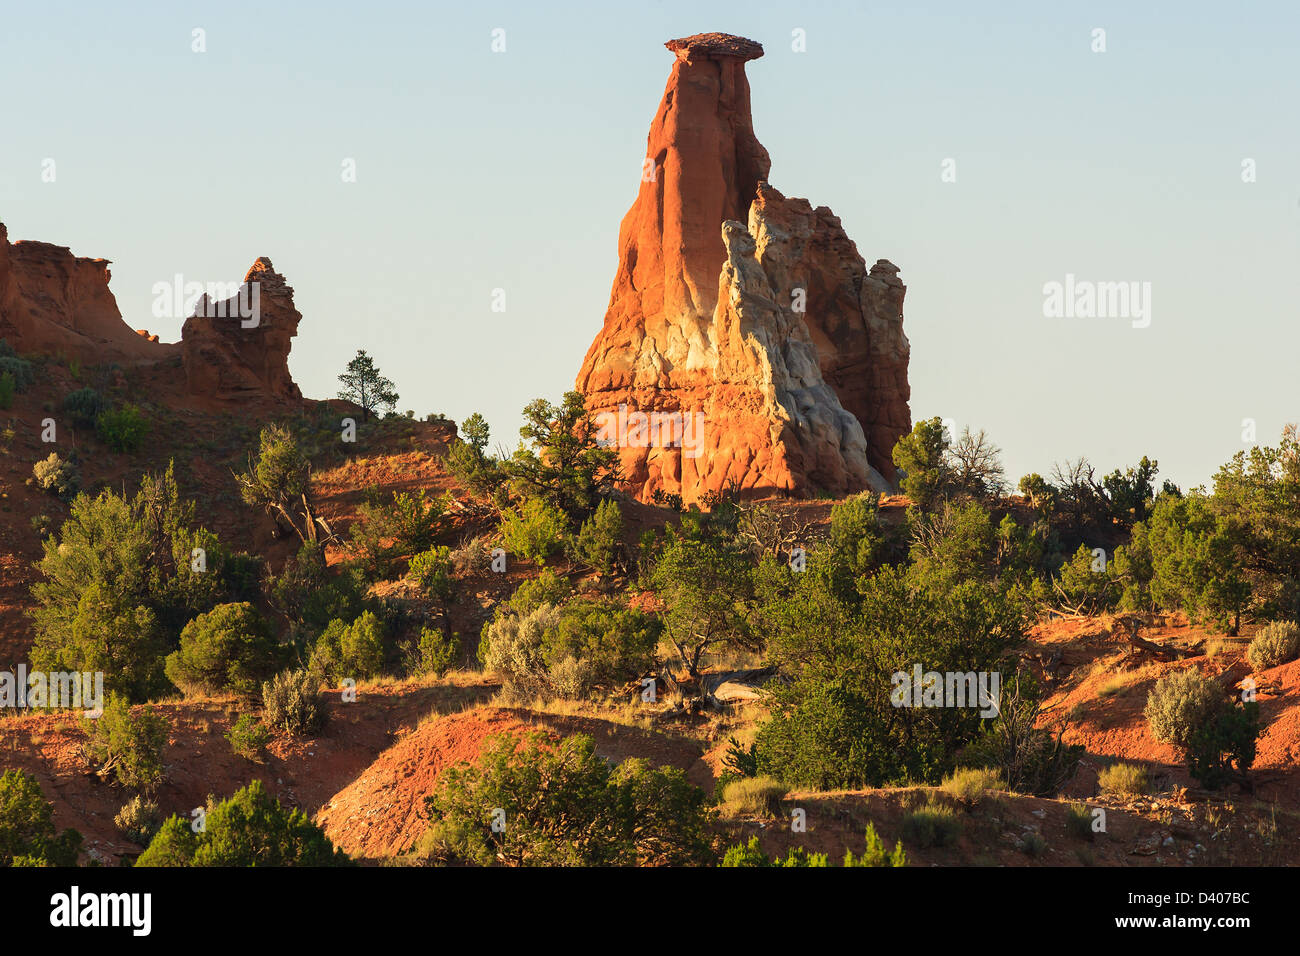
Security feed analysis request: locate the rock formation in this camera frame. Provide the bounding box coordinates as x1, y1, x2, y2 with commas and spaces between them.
180, 257, 303, 403
576, 33, 910, 503
0, 222, 166, 361
0, 220, 304, 404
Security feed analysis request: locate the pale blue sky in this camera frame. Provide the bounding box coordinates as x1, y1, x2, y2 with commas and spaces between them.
2, 1, 1297, 489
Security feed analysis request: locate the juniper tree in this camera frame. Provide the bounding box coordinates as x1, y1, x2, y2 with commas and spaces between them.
504, 391, 619, 521
337, 349, 398, 421
236, 424, 325, 544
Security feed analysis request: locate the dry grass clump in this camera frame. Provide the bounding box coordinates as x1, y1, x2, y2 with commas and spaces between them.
940, 767, 1005, 808
1098, 762, 1148, 797
719, 775, 788, 819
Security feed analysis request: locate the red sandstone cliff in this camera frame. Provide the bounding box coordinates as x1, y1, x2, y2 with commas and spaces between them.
0, 222, 166, 361
0, 221, 303, 404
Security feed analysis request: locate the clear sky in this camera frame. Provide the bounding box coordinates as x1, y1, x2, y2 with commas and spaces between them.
2, 1, 1297, 490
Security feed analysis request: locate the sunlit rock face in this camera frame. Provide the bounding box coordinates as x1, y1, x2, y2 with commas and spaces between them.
576, 34, 910, 503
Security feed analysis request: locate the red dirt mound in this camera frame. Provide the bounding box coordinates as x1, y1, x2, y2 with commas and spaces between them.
316, 706, 706, 859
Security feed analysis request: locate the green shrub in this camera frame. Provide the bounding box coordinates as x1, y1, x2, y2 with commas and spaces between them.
508, 569, 571, 614
236, 424, 319, 545
1187, 700, 1260, 790
722, 735, 759, 778
844, 823, 908, 867
1207, 432, 1300, 624
502, 391, 620, 520
940, 767, 1004, 808
96, 403, 150, 453
727, 477, 1067, 805
415, 626, 458, 677
571, 499, 623, 575
114, 795, 162, 845
892, 416, 951, 513
81, 694, 169, 793
906, 498, 1001, 592
420, 732, 712, 866
349, 489, 447, 575
442, 413, 504, 497
1050, 542, 1121, 614
32, 452, 79, 500
130, 817, 194, 867
443, 438, 489, 491
650, 489, 683, 512
646, 515, 758, 678
1065, 802, 1095, 841
381, 488, 447, 554
720, 836, 828, 867
1247, 620, 1300, 671
0, 372, 13, 410
959, 672, 1083, 797
901, 801, 963, 848
309, 611, 386, 682
719, 775, 788, 819
261, 668, 327, 737
218, 551, 264, 603
1101, 457, 1160, 527
720, 836, 775, 867
1137, 493, 1249, 632
61, 388, 105, 429
755, 565, 1025, 791
409, 545, 454, 600
828, 492, 886, 580
164, 602, 282, 698
478, 604, 560, 699
29, 464, 236, 703
755, 683, 879, 791
1098, 762, 1148, 797
542, 597, 660, 689
890, 421, 1006, 509
479, 597, 657, 700
225, 714, 273, 762
0, 770, 82, 866
772, 847, 828, 867
267, 541, 367, 630
1018, 473, 1057, 514
1021, 831, 1048, 857
30, 513, 53, 539
35, 584, 168, 705
500, 497, 568, 564
136, 780, 349, 867
1145, 670, 1225, 750
0, 348, 34, 392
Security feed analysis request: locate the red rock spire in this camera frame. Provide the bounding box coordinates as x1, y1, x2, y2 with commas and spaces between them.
576, 35, 910, 503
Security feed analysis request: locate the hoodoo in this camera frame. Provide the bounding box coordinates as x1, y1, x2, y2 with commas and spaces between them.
576, 33, 910, 503
181, 256, 303, 403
